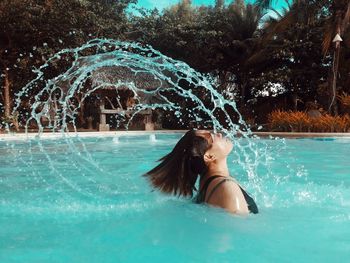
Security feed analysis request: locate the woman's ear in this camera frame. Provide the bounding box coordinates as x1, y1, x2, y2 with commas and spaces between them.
203, 152, 216, 163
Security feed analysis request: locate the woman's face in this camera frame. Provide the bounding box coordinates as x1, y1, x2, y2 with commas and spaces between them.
195, 130, 233, 160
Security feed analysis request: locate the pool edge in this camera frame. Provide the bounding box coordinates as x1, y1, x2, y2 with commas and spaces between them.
1, 130, 350, 141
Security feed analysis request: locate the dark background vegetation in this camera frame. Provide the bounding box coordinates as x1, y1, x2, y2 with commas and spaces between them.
1, 0, 350, 130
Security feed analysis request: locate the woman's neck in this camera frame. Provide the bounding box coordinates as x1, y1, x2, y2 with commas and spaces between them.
205, 158, 230, 178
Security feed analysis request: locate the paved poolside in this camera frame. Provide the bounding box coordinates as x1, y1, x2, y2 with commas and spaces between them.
1, 130, 350, 141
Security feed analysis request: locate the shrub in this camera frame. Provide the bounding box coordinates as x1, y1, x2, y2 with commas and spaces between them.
288, 111, 311, 132
268, 110, 350, 132
338, 93, 350, 107
268, 110, 289, 131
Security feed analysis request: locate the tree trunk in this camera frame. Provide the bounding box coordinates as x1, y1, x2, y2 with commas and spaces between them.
292, 93, 298, 111
3, 70, 11, 118
329, 40, 341, 116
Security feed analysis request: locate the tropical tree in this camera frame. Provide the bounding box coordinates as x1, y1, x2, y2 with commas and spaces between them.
130, 0, 263, 109
322, 0, 350, 114
0, 0, 135, 127
250, 0, 328, 111
256, 0, 350, 115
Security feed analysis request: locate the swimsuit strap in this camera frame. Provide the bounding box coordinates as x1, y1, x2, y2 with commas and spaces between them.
204, 176, 259, 214
196, 175, 225, 204
197, 175, 259, 214
199, 175, 224, 194
205, 177, 234, 202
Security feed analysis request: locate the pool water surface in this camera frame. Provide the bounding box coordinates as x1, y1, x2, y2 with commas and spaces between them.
0, 134, 349, 262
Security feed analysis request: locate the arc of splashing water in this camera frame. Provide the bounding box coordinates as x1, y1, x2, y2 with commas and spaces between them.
10, 38, 282, 200
13, 38, 249, 134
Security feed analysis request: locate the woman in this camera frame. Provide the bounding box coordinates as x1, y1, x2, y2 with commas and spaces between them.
144, 130, 258, 215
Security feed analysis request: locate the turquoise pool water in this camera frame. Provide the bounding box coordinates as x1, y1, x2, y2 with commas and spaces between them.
0, 134, 350, 262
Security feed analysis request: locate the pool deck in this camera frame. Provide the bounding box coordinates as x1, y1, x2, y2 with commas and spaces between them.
1, 130, 350, 141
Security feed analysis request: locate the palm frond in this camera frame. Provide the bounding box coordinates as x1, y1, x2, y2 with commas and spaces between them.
281, 6, 289, 15
322, 1, 350, 55
269, 7, 283, 19
262, 8, 296, 44
284, 0, 292, 10
322, 21, 334, 55
245, 49, 269, 66
255, 0, 276, 10
342, 2, 350, 34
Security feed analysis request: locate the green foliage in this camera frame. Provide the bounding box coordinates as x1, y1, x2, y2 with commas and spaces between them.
0, 0, 135, 70
0, 0, 135, 112
129, 0, 263, 112
252, 1, 329, 99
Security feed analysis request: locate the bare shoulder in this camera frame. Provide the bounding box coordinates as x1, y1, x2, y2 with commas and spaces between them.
214, 179, 242, 198
207, 179, 249, 214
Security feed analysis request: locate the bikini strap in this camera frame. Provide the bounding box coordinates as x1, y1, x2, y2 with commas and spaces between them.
205, 178, 234, 202
199, 175, 225, 195
201, 175, 259, 214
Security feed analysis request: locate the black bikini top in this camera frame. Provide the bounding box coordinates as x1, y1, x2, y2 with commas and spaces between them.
195, 175, 259, 214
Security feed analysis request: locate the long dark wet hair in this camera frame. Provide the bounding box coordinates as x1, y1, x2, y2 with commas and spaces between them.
144, 130, 210, 197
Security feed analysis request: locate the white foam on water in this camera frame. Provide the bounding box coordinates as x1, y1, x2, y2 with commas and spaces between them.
149, 134, 156, 142
112, 137, 119, 144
